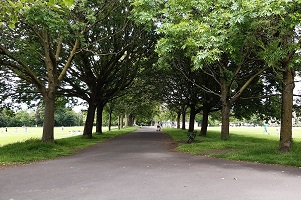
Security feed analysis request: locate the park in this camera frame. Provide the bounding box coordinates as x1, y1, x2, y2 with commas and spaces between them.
1, 0, 301, 199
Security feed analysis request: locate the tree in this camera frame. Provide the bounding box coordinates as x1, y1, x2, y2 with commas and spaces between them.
59, 0, 157, 138
0, 1, 83, 142
131, 1, 301, 149
229, 1, 301, 151
0, 0, 74, 28
131, 0, 268, 139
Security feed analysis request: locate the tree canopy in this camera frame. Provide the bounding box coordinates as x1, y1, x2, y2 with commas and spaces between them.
131, 0, 301, 151
1, 0, 301, 153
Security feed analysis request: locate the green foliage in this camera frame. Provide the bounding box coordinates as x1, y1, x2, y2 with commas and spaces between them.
0, 109, 35, 127
131, 0, 301, 70
0, 105, 82, 127
1, 0, 75, 28
54, 108, 82, 126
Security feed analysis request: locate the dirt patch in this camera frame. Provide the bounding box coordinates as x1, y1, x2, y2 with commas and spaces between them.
0, 163, 21, 170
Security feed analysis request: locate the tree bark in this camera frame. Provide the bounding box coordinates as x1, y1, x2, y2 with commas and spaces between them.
221, 78, 230, 140
181, 112, 186, 130
176, 111, 181, 129
200, 109, 209, 136
118, 115, 124, 129
279, 66, 295, 152
221, 103, 231, 140
188, 104, 196, 132
125, 113, 129, 127
126, 114, 134, 127
96, 103, 104, 134
42, 96, 55, 142
121, 115, 124, 128
83, 103, 97, 138
181, 106, 186, 130
108, 110, 112, 131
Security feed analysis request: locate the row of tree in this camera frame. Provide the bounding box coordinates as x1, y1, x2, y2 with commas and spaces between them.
1, 0, 301, 153
131, 0, 301, 151
0, 1, 158, 141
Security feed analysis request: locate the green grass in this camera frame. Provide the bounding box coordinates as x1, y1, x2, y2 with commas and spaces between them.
2, 125, 301, 167
0, 126, 139, 165
163, 126, 301, 167
0, 126, 115, 146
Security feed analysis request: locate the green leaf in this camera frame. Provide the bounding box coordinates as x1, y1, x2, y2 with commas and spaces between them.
64, 0, 74, 8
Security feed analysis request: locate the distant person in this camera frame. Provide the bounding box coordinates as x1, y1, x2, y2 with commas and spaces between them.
5, 127, 7, 132
263, 122, 269, 135
156, 122, 161, 131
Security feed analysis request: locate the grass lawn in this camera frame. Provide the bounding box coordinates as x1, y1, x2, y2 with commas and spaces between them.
0, 126, 113, 146
0, 126, 139, 166
163, 126, 301, 167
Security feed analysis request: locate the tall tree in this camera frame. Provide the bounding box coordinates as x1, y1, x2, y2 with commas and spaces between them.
131, 0, 268, 139
131, 0, 301, 146
247, 1, 301, 151
60, 0, 157, 138
0, 1, 82, 142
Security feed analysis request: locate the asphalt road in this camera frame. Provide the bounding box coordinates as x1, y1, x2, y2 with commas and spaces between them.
1, 127, 301, 200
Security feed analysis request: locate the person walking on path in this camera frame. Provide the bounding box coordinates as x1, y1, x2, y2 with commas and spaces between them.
156, 121, 161, 131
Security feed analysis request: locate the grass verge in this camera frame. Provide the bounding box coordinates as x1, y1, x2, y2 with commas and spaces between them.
163, 128, 301, 167
0, 127, 139, 166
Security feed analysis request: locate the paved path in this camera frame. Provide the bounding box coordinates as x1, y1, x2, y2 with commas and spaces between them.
1, 127, 301, 200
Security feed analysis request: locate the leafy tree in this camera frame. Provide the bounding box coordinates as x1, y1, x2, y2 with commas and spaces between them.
216, 0, 301, 151
60, 0, 157, 137
0, 0, 74, 28
131, 1, 301, 151
0, 1, 83, 142
0, 108, 15, 127
0, 108, 36, 127
54, 108, 82, 126
103, 102, 118, 130
131, 0, 269, 139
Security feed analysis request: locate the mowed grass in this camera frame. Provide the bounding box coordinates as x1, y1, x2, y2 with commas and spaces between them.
0, 126, 139, 166
0, 126, 108, 146
163, 126, 301, 167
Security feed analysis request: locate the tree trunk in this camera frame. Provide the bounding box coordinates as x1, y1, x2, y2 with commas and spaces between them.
118, 114, 124, 129
125, 113, 129, 127
181, 113, 186, 130
200, 109, 209, 136
177, 111, 181, 129
118, 115, 121, 130
42, 97, 55, 142
108, 110, 112, 131
96, 103, 104, 134
127, 114, 134, 126
130, 115, 134, 126
83, 103, 97, 138
121, 115, 124, 128
188, 105, 196, 132
221, 103, 231, 140
279, 66, 295, 152
219, 62, 231, 140
181, 106, 186, 130
221, 79, 230, 140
